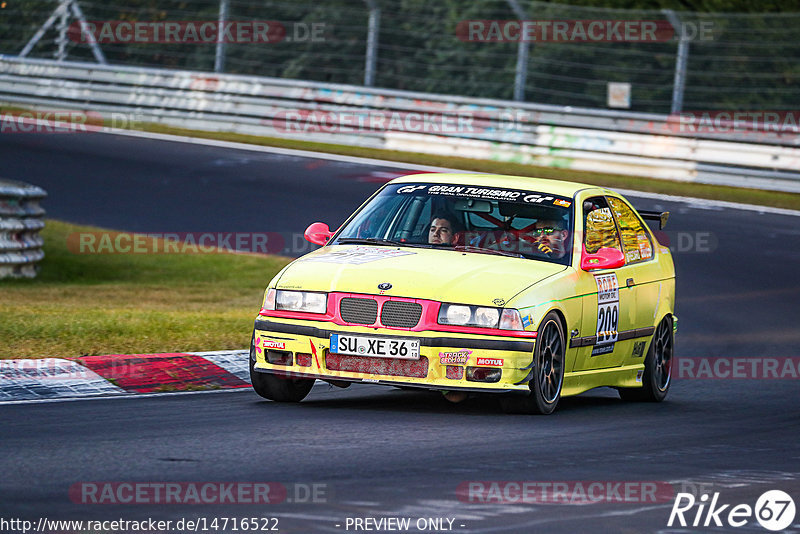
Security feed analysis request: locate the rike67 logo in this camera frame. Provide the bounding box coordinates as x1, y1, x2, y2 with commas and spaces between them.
668, 490, 796, 531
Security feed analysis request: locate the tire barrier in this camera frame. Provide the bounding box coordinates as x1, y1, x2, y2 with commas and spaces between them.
0, 179, 46, 279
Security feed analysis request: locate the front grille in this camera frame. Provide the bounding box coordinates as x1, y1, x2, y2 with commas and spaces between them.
325, 353, 429, 378
380, 300, 423, 328
340, 297, 378, 325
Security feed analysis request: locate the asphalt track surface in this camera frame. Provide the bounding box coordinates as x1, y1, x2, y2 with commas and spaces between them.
2, 132, 800, 533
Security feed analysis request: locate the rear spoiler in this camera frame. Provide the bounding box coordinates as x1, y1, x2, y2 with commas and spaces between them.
638, 210, 669, 230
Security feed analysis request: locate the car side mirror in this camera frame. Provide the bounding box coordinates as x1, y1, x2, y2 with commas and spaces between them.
581, 246, 625, 270
304, 222, 333, 246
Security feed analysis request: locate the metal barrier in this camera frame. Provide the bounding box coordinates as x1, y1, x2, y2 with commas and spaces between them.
1, 56, 799, 193
0, 179, 46, 279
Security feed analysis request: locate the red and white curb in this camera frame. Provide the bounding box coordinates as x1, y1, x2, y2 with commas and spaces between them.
0, 350, 251, 402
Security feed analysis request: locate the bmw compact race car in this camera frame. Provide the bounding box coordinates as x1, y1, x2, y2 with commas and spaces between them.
250, 173, 676, 414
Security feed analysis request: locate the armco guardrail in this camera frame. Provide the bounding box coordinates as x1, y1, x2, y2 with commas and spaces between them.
1, 56, 799, 193
0, 179, 46, 279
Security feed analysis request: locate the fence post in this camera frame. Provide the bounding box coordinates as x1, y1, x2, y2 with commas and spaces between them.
506, 0, 529, 101
364, 0, 380, 86
55, 0, 68, 61
664, 9, 689, 114
214, 0, 229, 73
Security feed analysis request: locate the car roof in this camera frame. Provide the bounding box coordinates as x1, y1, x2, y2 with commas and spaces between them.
391, 173, 613, 198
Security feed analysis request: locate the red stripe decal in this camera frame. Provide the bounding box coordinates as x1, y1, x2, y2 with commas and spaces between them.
309, 340, 321, 369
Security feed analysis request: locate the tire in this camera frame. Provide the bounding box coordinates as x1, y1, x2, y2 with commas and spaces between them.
249, 330, 315, 402
618, 316, 673, 402
500, 311, 565, 415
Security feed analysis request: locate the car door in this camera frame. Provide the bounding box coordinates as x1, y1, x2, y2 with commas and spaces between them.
572, 196, 637, 371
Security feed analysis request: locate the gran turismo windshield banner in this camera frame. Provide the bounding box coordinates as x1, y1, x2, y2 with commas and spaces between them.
393, 183, 573, 208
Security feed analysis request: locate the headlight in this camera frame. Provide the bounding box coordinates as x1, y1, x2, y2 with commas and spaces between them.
267, 289, 328, 314
474, 307, 501, 327
444, 305, 472, 325
439, 303, 520, 330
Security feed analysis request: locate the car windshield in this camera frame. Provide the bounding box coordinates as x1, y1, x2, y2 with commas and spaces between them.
332, 183, 574, 265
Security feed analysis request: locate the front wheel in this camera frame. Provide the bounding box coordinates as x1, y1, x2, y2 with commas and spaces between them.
618, 316, 673, 402
249, 331, 315, 402
500, 311, 565, 415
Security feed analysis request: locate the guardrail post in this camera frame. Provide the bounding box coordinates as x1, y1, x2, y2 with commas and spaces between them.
506, 0, 529, 101
363, 0, 380, 86
664, 9, 689, 114
214, 0, 229, 73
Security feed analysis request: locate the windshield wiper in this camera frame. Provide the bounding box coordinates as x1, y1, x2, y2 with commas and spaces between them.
453, 245, 524, 258
337, 238, 430, 249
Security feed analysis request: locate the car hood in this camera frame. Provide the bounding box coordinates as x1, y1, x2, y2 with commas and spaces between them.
274, 245, 566, 306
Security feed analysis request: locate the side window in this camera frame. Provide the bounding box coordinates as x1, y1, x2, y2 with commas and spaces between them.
607, 197, 653, 264
583, 197, 621, 254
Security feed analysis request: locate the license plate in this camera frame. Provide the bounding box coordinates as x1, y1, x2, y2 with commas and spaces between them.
329, 334, 420, 360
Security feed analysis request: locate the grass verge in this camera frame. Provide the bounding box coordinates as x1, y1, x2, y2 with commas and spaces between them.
0, 220, 290, 359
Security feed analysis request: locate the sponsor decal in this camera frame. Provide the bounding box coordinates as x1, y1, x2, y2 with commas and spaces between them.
637, 234, 653, 259
439, 350, 472, 365
416, 184, 561, 205
521, 314, 532, 329
262, 340, 286, 350
476, 357, 504, 367
553, 199, 572, 208
396, 185, 428, 194
492, 298, 505, 306
303, 246, 415, 265
632, 340, 646, 358
625, 249, 641, 263
636, 370, 644, 382
591, 344, 614, 356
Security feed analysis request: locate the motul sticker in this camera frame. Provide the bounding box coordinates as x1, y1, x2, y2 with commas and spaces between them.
476, 357, 504, 367
262, 340, 286, 350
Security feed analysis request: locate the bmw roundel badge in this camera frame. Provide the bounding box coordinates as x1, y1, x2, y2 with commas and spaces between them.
378, 282, 392, 291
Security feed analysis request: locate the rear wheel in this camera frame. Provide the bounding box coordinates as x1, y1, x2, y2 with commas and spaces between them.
618, 316, 673, 402
500, 311, 565, 415
249, 331, 315, 402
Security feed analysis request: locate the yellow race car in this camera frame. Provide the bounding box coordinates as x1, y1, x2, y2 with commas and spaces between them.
250, 173, 676, 414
